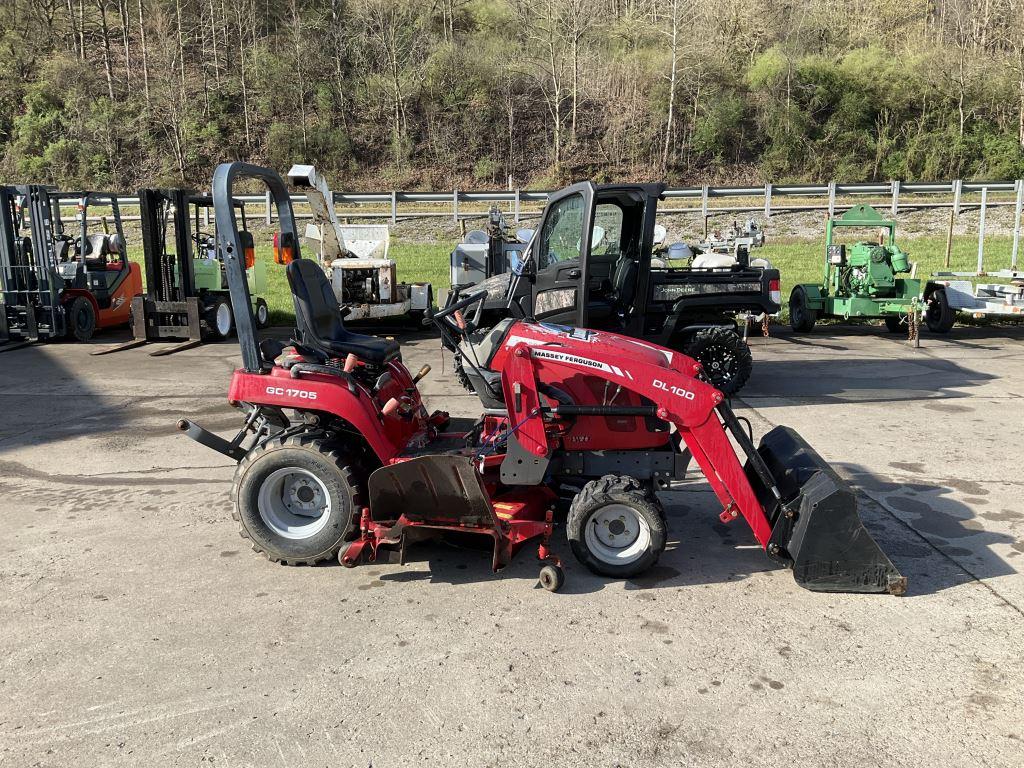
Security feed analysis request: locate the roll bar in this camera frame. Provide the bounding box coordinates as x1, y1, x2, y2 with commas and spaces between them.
213, 162, 302, 373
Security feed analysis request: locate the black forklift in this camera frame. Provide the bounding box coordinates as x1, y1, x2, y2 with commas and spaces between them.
94, 189, 268, 356
447, 182, 781, 395
1, 186, 140, 349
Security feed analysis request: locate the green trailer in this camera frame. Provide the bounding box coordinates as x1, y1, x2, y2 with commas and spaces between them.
789, 204, 950, 335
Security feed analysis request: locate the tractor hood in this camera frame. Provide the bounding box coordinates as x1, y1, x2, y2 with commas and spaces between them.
495, 321, 684, 373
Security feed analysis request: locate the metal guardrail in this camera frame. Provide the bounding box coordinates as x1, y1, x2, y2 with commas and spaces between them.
41, 178, 1024, 268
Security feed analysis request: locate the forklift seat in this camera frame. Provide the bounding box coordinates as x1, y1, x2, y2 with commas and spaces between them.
287, 258, 400, 365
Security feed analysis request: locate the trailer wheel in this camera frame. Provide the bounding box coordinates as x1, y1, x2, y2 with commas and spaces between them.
206, 295, 234, 340
789, 287, 816, 332
255, 298, 271, 329
538, 564, 565, 592
883, 316, 904, 333
683, 327, 752, 395
67, 296, 96, 342
232, 434, 362, 565
567, 475, 666, 578
925, 289, 955, 333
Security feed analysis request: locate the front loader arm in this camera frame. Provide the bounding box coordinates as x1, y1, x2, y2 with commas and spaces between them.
501, 342, 775, 547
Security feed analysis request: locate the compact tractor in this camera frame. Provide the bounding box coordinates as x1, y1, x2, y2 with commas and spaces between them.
446, 183, 781, 396
179, 162, 905, 595
790, 205, 954, 335
287, 164, 432, 322
0, 185, 141, 347
94, 189, 270, 356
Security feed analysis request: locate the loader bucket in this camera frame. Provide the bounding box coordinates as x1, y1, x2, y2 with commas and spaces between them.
746, 426, 907, 595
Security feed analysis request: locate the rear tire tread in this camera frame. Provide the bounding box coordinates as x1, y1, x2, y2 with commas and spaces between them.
231, 433, 362, 566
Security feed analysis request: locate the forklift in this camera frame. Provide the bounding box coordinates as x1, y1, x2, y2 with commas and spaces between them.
0, 185, 141, 348
94, 189, 269, 356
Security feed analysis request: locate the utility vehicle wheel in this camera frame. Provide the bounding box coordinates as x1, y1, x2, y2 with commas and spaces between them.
538, 564, 565, 592
683, 327, 752, 395
925, 289, 955, 333
567, 475, 666, 579
255, 298, 271, 329
207, 296, 234, 340
883, 316, 905, 334
789, 287, 816, 332
232, 435, 362, 565
67, 296, 96, 342
452, 351, 475, 394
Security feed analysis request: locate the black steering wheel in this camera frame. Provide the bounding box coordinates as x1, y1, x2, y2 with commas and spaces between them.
426, 289, 487, 334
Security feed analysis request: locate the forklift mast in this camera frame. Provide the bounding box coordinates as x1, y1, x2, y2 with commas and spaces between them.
139, 189, 195, 304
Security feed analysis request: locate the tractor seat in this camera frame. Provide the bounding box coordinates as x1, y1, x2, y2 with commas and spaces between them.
287, 258, 400, 365
457, 318, 516, 408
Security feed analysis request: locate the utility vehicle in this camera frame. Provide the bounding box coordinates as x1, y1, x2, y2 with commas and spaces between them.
448, 182, 781, 395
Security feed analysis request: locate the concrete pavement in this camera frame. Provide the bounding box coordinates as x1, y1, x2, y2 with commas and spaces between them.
0, 323, 1021, 767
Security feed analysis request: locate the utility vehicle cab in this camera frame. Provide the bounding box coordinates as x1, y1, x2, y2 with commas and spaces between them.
451, 181, 782, 394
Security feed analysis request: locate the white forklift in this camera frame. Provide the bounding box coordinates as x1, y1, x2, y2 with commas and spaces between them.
288, 164, 431, 321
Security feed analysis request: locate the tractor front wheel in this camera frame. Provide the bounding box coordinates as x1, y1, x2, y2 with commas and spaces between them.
683, 326, 753, 395
789, 287, 816, 333
567, 475, 666, 579
232, 435, 362, 565
67, 296, 97, 342
925, 289, 955, 333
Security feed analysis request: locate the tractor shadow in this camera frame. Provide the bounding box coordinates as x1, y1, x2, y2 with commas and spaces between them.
375, 469, 1018, 598
835, 464, 1018, 597
375, 482, 783, 595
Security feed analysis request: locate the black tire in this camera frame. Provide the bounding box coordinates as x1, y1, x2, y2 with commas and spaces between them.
67, 296, 96, 342
232, 434, 363, 565
884, 315, 905, 334
452, 351, 475, 394
925, 289, 955, 333
254, 298, 271, 329
538, 564, 565, 592
205, 295, 234, 340
567, 475, 666, 578
683, 326, 753, 395
789, 286, 816, 332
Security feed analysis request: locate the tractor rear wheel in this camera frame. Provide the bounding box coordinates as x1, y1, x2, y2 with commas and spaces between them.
925, 289, 955, 333
883, 316, 905, 334
67, 296, 96, 342
789, 287, 816, 332
232, 434, 362, 565
683, 326, 752, 395
567, 475, 666, 578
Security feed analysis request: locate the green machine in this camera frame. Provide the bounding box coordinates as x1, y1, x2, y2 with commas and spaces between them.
95, 188, 270, 356
788, 204, 942, 334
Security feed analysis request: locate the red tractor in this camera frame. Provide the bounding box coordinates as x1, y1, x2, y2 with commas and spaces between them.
180, 163, 905, 595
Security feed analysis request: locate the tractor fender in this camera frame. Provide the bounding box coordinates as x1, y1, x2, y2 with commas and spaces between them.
795, 284, 825, 309
227, 368, 407, 464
